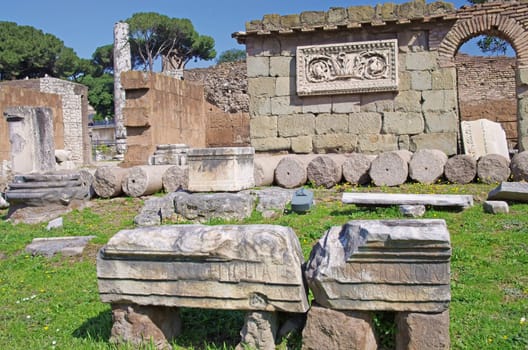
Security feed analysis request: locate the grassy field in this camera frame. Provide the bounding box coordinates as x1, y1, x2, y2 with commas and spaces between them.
0, 183, 527, 349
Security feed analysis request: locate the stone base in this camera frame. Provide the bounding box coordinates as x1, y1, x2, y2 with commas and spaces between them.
237, 311, 278, 350
395, 310, 450, 350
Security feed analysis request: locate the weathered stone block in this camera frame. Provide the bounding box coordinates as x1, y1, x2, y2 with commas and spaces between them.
291, 136, 313, 153
252, 137, 291, 152
173, 192, 254, 222
342, 193, 473, 209
360, 92, 395, 112
302, 305, 378, 350
511, 151, 528, 181
249, 95, 271, 117
432, 68, 456, 90
332, 94, 361, 114
248, 77, 276, 97
382, 112, 424, 135
357, 134, 398, 153
327, 7, 348, 25
394, 90, 422, 113
410, 132, 457, 156
410, 71, 432, 90
399, 71, 412, 90
187, 147, 255, 192
347, 6, 375, 22
421, 90, 457, 112
238, 311, 278, 350
405, 51, 437, 71
395, 310, 450, 350
97, 224, 309, 312
316, 114, 348, 134
483, 200, 509, 214
305, 219, 451, 312
302, 96, 332, 114
262, 14, 281, 31
348, 113, 382, 134
271, 96, 302, 115
280, 14, 301, 29
517, 67, 528, 85
278, 114, 315, 137
250, 116, 277, 138
275, 77, 295, 97
300, 11, 325, 25
488, 182, 528, 202
247, 56, 270, 77
313, 134, 357, 153
397, 30, 427, 53
270, 56, 294, 77
424, 111, 458, 133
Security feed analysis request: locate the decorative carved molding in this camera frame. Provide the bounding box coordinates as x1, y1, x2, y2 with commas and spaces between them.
296, 39, 398, 96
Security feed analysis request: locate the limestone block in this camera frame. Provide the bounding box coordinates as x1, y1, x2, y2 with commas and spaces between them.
270, 56, 294, 77
444, 155, 477, 184
357, 134, 398, 154
380, 2, 397, 20
409, 149, 447, 184
360, 92, 395, 113
332, 95, 361, 114
483, 200, 509, 214
302, 96, 332, 114
410, 71, 432, 91
511, 151, 528, 181
25, 235, 95, 257
432, 68, 456, 90
247, 56, 270, 77
187, 147, 254, 192
302, 305, 378, 350
477, 154, 511, 184
275, 77, 295, 97
398, 71, 412, 90
280, 14, 301, 29
134, 192, 179, 226
315, 114, 348, 134
300, 11, 325, 25
488, 182, 528, 202
405, 51, 437, 71
421, 90, 457, 112
327, 7, 348, 24
313, 134, 357, 153
249, 96, 271, 116
271, 96, 302, 115
252, 137, 290, 152
394, 90, 422, 113
400, 204, 426, 217
244, 187, 295, 218
305, 219, 451, 312
369, 150, 411, 187
122, 165, 172, 197
161, 165, 189, 193
278, 114, 315, 137
306, 155, 342, 188
274, 156, 307, 188
237, 311, 278, 350
397, 0, 426, 18
173, 192, 254, 222
342, 153, 375, 185
97, 224, 309, 312
517, 67, 528, 85
399, 135, 411, 151
93, 166, 129, 198
348, 113, 382, 134
382, 112, 424, 135
261, 14, 281, 31
410, 133, 457, 156
426, 1, 455, 14
110, 304, 181, 350
395, 311, 450, 350
461, 119, 509, 160
291, 136, 313, 154
342, 192, 473, 208
424, 111, 458, 133
250, 116, 277, 138
248, 77, 276, 97
347, 5, 375, 22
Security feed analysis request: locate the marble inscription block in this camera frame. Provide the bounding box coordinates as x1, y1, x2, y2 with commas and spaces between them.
296, 39, 398, 96
461, 119, 509, 160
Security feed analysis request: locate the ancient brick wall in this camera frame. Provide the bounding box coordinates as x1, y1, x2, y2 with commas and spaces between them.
0, 84, 64, 167
455, 54, 517, 148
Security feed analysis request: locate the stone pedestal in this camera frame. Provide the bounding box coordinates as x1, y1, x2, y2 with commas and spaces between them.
4, 107, 55, 174
187, 147, 255, 192
149, 144, 189, 165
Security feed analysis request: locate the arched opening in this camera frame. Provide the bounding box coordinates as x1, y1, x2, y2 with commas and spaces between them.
455, 35, 517, 151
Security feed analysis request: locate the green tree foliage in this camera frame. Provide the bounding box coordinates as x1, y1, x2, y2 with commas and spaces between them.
467, 0, 509, 56
125, 12, 216, 71
216, 48, 246, 64
77, 73, 114, 121
0, 21, 82, 80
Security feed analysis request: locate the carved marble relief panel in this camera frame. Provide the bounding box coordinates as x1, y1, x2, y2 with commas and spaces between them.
296, 39, 398, 96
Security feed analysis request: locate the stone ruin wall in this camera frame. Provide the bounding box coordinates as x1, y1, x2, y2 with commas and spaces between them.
0, 83, 64, 178
455, 54, 517, 148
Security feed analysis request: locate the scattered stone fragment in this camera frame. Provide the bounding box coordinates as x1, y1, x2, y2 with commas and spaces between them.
302, 304, 378, 350
395, 310, 450, 350
369, 150, 412, 187
510, 150, 528, 181
93, 166, 129, 198
134, 192, 179, 226
477, 154, 510, 184
46, 217, 63, 230
306, 155, 342, 188
243, 187, 294, 218
236, 311, 278, 350
25, 235, 96, 257
122, 165, 172, 197
444, 154, 477, 184
399, 204, 426, 217
342, 153, 375, 185
110, 304, 180, 350
488, 182, 528, 202
274, 157, 307, 189
342, 192, 473, 209
408, 149, 447, 184
483, 200, 509, 214
173, 192, 255, 222
161, 165, 189, 193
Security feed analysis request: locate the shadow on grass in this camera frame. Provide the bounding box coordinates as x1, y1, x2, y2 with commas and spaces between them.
72, 309, 113, 343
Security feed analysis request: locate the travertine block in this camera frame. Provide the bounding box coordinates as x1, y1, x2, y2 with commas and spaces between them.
278, 114, 315, 137
396, 310, 450, 350
382, 112, 424, 135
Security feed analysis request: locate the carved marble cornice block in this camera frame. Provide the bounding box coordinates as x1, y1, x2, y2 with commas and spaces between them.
296, 39, 398, 96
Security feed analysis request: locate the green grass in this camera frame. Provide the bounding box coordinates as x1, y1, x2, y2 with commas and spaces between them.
0, 184, 527, 349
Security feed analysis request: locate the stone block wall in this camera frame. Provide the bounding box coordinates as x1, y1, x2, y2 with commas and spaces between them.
455, 54, 517, 148
0, 84, 64, 165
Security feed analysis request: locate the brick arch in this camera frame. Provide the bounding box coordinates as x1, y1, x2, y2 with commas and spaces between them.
438, 14, 528, 67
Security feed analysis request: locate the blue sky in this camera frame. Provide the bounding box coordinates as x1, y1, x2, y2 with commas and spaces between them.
2, 0, 501, 68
